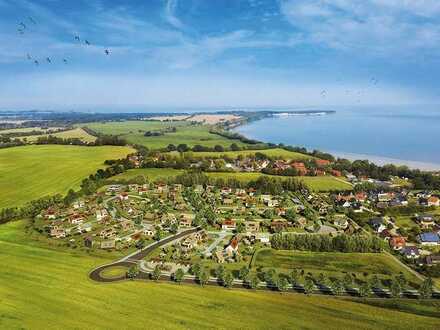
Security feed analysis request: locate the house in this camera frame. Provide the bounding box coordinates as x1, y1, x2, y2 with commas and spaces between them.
84, 236, 94, 248
333, 217, 349, 230
291, 162, 308, 176
96, 209, 108, 222
73, 200, 85, 209
355, 192, 367, 203
401, 246, 420, 259
69, 214, 84, 225
222, 198, 234, 205
179, 214, 193, 228
270, 220, 288, 233
79, 223, 92, 233
389, 236, 406, 250
222, 219, 236, 231
118, 192, 129, 201
370, 217, 386, 233
100, 240, 116, 249
418, 232, 440, 246
244, 221, 260, 233
99, 227, 117, 239
315, 159, 331, 167
417, 214, 436, 228
45, 209, 57, 220
265, 199, 279, 207
107, 184, 122, 193
425, 254, 440, 266
50, 226, 66, 238
224, 236, 240, 257
331, 170, 342, 177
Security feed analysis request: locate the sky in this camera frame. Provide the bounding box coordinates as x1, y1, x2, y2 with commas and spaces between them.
0, 0, 440, 111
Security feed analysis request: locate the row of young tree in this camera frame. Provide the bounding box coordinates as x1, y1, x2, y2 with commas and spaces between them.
270, 233, 386, 253
35, 134, 127, 146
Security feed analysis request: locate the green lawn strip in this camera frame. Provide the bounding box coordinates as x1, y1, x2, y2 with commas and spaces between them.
21, 128, 97, 143
0, 145, 134, 209
253, 249, 421, 287
1, 221, 439, 329
177, 148, 314, 160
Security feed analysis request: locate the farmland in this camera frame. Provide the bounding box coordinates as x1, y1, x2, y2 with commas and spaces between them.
0, 145, 134, 209
21, 128, 97, 143
177, 148, 314, 160
1, 220, 439, 330
253, 249, 422, 287
81, 121, 248, 149
110, 168, 352, 192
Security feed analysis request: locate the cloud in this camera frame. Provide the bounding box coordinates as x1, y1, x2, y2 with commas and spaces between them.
164, 0, 185, 30
280, 0, 440, 56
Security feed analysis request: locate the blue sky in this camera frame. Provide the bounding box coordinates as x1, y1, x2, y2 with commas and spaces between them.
0, 0, 439, 110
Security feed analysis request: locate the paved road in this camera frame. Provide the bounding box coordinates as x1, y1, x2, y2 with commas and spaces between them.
89, 227, 201, 282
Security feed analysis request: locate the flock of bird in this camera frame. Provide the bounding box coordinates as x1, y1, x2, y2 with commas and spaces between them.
17, 16, 111, 66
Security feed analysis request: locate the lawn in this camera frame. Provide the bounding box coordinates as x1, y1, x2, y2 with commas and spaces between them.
0, 145, 134, 209
21, 128, 97, 143
111, 168, 185, 182
177, 148, 314, 160
82, 121, 248, 149
253, 249, 421, 287
110, 168, 352, 192
1, 220, 439, 329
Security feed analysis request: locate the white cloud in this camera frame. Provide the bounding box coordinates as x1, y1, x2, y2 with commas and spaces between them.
280, 0, 440, 55
164, 0, 185, 30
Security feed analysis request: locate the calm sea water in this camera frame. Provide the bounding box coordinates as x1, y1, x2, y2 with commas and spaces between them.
235, 106, 440, 170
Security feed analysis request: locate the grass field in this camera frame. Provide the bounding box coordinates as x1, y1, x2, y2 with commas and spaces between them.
0, 145, 134, 209
0, 127, 62, 134
177, 148, 314, 160
1, 220, 439, 330
110, 168, 352, 192
253, 249, 421, 287
21, 128, 97, 143
82, 121, 248, 149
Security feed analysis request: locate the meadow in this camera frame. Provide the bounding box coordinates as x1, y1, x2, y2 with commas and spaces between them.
177, 148, 314, 160
1, 220, 439, 330
110, 168, 352, 192
0, 145, 134, 209
21, 128, 97, 143
82, 121, 247, 149
253, 249, 421, 287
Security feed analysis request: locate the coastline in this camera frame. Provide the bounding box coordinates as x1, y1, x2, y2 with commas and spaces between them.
232, 115, 440, 172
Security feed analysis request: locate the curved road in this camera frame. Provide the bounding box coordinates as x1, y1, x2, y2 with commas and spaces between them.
89, 227, 201, 282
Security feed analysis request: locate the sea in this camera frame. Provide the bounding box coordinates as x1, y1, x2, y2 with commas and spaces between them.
234, 105, 440, 170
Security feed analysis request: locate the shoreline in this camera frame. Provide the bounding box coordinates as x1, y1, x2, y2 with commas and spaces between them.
233, 119, 440, 172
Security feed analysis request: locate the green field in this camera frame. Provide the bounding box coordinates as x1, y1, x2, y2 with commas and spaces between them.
110, 168, 352, 192
0, 145, 134, 209
82, 121, 248, 149
111, 168, 185, 182
177, 148, 314, 160
1, 220, 439, 329
0, 127, 62, 134
21, 128, 97, 143
253, 249, 421, 287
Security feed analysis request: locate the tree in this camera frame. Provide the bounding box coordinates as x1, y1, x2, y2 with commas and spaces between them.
304, 277, 315, 295
277, 277, 290, 292
198, 269, 210, 287
317, 273, 328, 287
247, 274, 260, 289
289, 269, 300, 286
239, 266, 250, 281
167, 144, 177, 151
214, 145, 225, 152
174, 268, 185, 284
230, 143, 241, 151
151, 265, 161, 281
153, 227, 164, 241
223, 271, 234, 288
359, 282, 371, 297
419, 277, 433, 299
126, 265, 139, 279
236, 221, 245, 233
190, 263, 202, 277
396, 273, 407, 290
177, 144, 189, 153
370, 275, 381, 289
343, 273, 353, 288
331, 278, 344, 296
215, 265, 225, 281
390, 280, 401, 298
264, 268, 277, 286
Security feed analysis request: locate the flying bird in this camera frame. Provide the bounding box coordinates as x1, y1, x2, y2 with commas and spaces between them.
74, 35, 81, 42
17, 28, 24, 35
26, 53, 32, 60
105, 49, 110, 55
320, 90, 327, 97
85, 40, 90, 45
46, 57, 51, 63
34, 60, 39, 66
19, 22, 26, 29
28, 16, 37, 25
63, 58, 68, 64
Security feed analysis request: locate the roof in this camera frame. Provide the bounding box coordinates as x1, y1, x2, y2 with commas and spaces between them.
419, 232, 440, 242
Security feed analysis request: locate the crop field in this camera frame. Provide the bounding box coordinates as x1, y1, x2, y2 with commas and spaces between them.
82, 121, 247, 149
1, 220, 439, 330
0, 145, 134, 209
21, 128, 97, 143
110, 168, 352, 192
0, 127, 62, 134
253, 249, 421, 287
177, 148, 314, 160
